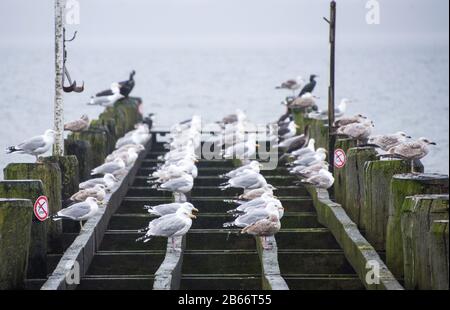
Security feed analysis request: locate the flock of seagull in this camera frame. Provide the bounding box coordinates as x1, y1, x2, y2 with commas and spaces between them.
275, 74, 438, 174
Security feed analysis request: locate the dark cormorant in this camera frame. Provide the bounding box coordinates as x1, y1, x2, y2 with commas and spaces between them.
96, 70, 136, 97
298, 74, 317, 97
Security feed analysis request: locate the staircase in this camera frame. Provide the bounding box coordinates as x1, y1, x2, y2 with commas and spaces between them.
74, 135, 364, 290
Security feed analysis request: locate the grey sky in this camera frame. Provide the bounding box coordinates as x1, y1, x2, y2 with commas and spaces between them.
0, 0, 448, 48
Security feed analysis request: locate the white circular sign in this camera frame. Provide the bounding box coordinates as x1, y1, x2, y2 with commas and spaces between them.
334, 148, 347, 169
34, 196, 49, 221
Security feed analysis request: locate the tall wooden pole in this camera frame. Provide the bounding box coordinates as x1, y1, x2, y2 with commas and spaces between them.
327, 1, 337, 174
54, 0, 65, 156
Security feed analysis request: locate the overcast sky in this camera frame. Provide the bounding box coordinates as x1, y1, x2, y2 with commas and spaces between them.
0, 0, 448, 48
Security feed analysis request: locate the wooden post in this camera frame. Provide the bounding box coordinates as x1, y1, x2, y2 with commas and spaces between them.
429, 220, 449, 290
0, 181, 48, 279
43, 155, 79, 200
4, 163, 64, 253
54, 0, 65, 156
333, 138, 357, 205
0, 199, 33, 289
386, 173, 449, 279
401, 194, 449, 290
327, 1, 337, 174
65, 139, 93, 181
363, 159, 424, 251
344, 147, 378, 228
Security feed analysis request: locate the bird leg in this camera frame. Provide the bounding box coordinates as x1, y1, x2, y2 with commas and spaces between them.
411, 160, 417, 174
79, 221, 83, 230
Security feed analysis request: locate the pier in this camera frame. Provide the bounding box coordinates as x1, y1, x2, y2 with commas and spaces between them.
0, 98, 448, 291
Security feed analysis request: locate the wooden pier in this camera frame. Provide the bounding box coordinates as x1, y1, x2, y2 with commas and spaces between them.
0, 100, 448, 291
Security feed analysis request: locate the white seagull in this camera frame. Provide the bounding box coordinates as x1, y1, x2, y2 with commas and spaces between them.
6, 129, 56, 162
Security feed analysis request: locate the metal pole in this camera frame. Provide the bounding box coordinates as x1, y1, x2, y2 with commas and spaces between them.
54, 0, 65, 156
327, 1, 337, 174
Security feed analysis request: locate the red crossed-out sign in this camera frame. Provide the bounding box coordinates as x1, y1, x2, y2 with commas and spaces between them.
34, 196, 49, 221
334, 148, 347, 169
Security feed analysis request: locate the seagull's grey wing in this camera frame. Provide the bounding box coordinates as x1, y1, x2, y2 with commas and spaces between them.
161, 177, 190, 190
153, 203, 182, 215
236, 209, 269, 226
59, 202, 91, 220
17, 136, 46, 152
393, 142, 424, 158
148, 215, 189, 237
231, 174, 259, 188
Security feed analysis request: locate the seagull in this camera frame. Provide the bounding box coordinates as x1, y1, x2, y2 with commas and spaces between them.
237, 184, 277, 201
5, 129, 55, 162
333, 114, 368, 128
156, 173, 194, 194
136, 207, 196, 244
223, 134, 258, 160
289, 161, 328, 178
289, 93, 317, 110
336, 121, 374, 143
51, 197, 101, 229
115, 131, 151, 149
291, 139, 315, 157
69, 184, 106, 203
105, 148, 138, 166
227, 193, 279, 214
300, 169, 335, 189
298, 74, 318, 97
64, 115, 89, 132
308, 99, 351, 120
241, 214, 281, 249
219, 161, 261, 179
79, 173, 118, 190
91, 158, 126, 175
275, 76, 305, 95
144, 202, 199, 217
288, 148, 327, 167
278, 121, 299, 140
95, 70, 136, 97
381, 137, 437, 173
223, 202, 284, 228
367, 132, 412, 151
88, 82, 124, 107
219, 170, 268, 191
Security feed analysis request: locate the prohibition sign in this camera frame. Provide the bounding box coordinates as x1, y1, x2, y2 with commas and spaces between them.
34, 196, 49, 221
334, 148, 347, 169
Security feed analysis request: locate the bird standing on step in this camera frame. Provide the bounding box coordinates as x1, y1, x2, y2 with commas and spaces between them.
79, 173, 118, 190
51, 197, 102, 229
219, 170, 268, 191
300, 169, 335, 189
241, 214, 281, 250
5, 129, 55, 162
144, 202, 199, 217
136, 207, 196, 246
91, 158, 126, 176
69, 184, 106, 203
237, 184, 277, 201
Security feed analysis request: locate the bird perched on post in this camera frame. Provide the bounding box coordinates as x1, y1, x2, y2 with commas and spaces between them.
275, 76, 305, 95
336, 120, 374, 144
5, 129, 55, 162
380, 137, 437, 173
366, 132, 412, 152
88, 82, 124, 107
298, 74, 318, 97
64, 114, 89, 132
95, 70, 136, 98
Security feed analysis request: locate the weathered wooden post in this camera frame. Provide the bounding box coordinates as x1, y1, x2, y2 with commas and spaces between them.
429, 220, 449, 290
344, 147, 378, 228
0, 198, 33, 289
71, 129, 109, 168
43, 155, 79, 200
65, 139, 93, 181
4, 163, 63, 253
401, 194, 449, 290
363, 159, 424, 251
333, 138, 357, 204
386, 173, 449, 279
0, 181, 48, 279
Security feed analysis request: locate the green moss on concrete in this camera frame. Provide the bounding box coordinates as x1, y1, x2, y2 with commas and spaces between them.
0, 198, 33, 289
0, 180, 48, 278
386, 174, 449, 279
3, 163, 63, 253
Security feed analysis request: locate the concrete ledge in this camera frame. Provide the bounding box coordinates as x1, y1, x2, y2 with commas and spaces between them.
153, 236, 185, 290
255, 236, 289, 290
305, 185, 404, 290
40, 141, 151, 290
